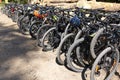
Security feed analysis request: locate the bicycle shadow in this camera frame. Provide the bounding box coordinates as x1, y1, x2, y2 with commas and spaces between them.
81, 67, 89, 80
56, 58, 90, 80
115, 71, 120, 79
56, 56, 120, 80
0, 22, 40, 80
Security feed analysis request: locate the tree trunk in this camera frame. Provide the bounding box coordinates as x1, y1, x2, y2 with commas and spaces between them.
92, 0, 96, 2
0, 0, 2, 3
5, 0, 8, 3
28, 0, 31, 4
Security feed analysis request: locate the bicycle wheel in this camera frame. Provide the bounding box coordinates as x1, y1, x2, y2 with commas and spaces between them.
90, 47, 119, 80
76, 45, 90, 67
19, 15, 30, 35
41, 27, 59, 51
74, 30, 82, 41
64, 23, 80, 37
63, 23, 70, 36
17, 15, 24, 27
57, 30, 83, 65
56, 33, 75, 65
29, 21, 41, 39
37, 24, 54, 47
90, 27, 105, 59
66, 38, 85, 72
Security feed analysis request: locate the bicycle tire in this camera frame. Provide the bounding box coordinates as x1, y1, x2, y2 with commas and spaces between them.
37, 24, 54, 47
66, 38, 85, 72
56, 33, 74, 65
74, 30, 82, 41
29, 21, 41, 39
19, 15, 30, 35
41, 27, 56, 51
64, 23, 70, 36
90, 47, 119, 80
90, 28, 105, 59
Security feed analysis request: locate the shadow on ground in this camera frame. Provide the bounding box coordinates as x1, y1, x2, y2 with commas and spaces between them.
0, 22, 40, 80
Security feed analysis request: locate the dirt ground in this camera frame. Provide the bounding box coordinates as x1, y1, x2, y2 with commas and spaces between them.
0, 12, 120, 80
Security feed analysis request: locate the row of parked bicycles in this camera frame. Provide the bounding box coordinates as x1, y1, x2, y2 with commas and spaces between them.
1, 3, 120, 80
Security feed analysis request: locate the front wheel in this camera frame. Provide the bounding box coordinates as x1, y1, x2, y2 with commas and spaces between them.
90, 28, 105, 59
19, 16, 30, 35
56, 33, 75, 65
66, 38, 85, 72
29, 22, 41, 39
41, 27, 60, 51
90, 47, 119, 80
37, 24, 54, 47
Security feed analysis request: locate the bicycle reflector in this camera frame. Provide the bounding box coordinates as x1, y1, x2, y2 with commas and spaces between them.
53, 15, 59, 22
70, 16, 81, 27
